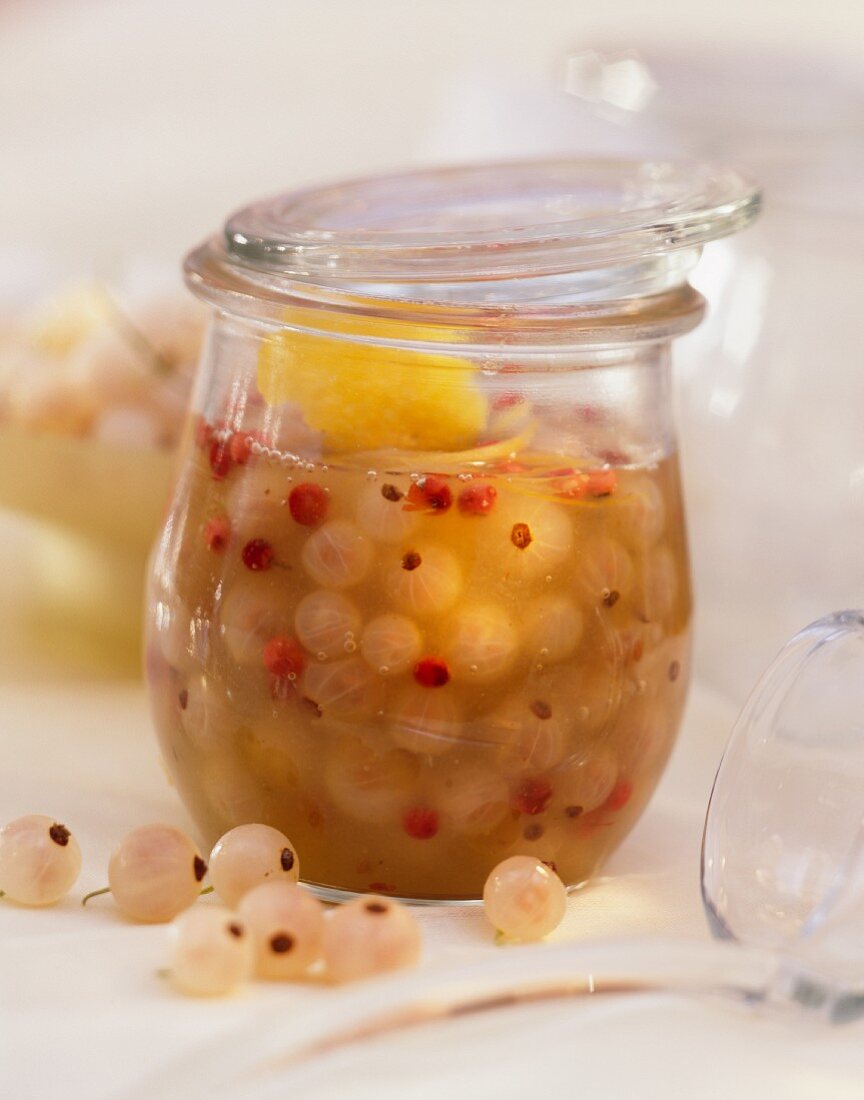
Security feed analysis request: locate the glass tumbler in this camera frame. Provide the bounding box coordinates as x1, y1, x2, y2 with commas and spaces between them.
145, 159, 758, 901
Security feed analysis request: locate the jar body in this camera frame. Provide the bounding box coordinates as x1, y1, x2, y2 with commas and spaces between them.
145, 309, 692, 901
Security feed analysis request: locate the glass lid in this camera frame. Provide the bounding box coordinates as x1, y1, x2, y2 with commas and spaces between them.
223, 158, 760, 283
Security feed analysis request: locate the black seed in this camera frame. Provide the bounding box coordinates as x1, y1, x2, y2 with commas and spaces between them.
381, 483, 403, 502
228, 922, 244, 938
280, 847, 295, 872
523, 823, 544, 841
602, 588, 620, 608
402, 550, 422, 571
668, 660, 681, 682
510, 522, 532, 550
49, 823, 70, 847
178, 689, 189, 710
564, 805, 583, 819
270, 933, 295, 954
530, 699, 552, 720
365, 901, 388, 914
193, 856, 207, 882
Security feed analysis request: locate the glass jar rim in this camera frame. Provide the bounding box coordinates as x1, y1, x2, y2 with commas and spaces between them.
221, 157, 758, 282
185, 157, 759, 347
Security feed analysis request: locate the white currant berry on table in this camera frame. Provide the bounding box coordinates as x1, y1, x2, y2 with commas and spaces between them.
294, 590, 363, 661
386, 543, 462, 617
322, 895, 421, 983
483, 855, 567, 942
0, 815, 82, 906
301, 519, 373, 589
360, 613, 423, 676
209, 824, 299, 907
237, 881, 325, 980
106, 824, 207, 923
443, 603, 519, 682
168, 905, 255, 997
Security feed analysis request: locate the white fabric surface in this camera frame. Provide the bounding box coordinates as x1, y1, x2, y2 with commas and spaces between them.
3, 668, 864, 1099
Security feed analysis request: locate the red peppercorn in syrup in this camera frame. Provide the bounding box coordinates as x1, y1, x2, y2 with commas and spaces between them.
146, 158, 759, 899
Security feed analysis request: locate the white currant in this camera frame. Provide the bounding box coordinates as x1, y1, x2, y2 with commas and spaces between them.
0, 815, 82, 906
483, 855, 567, 942
322, 895, 421, 983
209, 824, 299, 907
107, 824, 207, 923
237, 881, 325, 980
168, 905, 255, 997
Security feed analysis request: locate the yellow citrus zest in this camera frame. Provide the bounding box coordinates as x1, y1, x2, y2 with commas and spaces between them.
257, 323, 488, 453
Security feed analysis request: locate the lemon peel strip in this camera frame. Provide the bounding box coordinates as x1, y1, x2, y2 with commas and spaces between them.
257, 324, 489, 453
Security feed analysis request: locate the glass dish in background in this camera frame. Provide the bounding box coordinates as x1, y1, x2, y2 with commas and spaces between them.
641, 53, 864, 704
0, 272, 203, 671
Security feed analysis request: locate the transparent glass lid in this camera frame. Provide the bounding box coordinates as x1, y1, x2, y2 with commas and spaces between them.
702, 610, 864, 988
223, 158, 760, 283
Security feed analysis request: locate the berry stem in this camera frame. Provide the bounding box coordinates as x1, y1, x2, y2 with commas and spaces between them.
81, 886, 111, 906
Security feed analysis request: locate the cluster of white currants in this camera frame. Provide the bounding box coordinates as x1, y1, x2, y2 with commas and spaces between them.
173, 823, 423, 995
0, 816, 568, 998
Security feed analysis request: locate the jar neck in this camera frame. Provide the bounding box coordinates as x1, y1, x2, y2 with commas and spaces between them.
185, 236, 706, 352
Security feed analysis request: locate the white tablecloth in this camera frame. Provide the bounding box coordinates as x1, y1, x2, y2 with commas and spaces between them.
2, 664, 864, 1099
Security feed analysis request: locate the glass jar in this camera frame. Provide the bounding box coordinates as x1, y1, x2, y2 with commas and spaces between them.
145, 159, 758, 902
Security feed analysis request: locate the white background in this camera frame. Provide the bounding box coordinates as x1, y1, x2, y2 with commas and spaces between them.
2, 0, 863, 273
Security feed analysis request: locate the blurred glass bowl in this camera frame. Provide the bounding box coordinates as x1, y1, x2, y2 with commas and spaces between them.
0, 282, 202, 673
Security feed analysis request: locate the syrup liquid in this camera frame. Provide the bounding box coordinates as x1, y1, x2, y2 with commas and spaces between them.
147, 438, 691, 900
